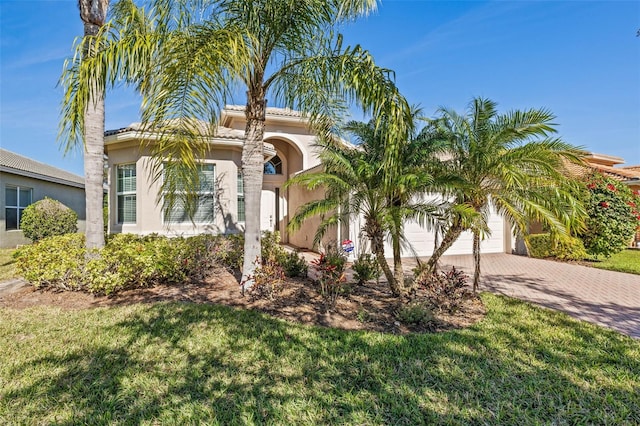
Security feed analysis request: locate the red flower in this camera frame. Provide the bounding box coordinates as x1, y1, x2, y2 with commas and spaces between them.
629, 202, 637, 208
599, 201, 609, 208
587, 183, 596, 190
607, 183, 617, 192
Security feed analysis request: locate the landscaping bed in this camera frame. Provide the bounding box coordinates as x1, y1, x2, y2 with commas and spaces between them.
0, 269, 485, 335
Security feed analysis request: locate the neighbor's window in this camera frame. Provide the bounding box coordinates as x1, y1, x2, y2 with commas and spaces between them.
165, 163, 215, 223
5, 185, 32, 230
264, 155, 282, 175
116, 164, 137, 224
237, 171, 245, 222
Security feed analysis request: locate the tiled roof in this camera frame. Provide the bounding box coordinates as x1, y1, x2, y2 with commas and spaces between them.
0, 148, 85, 188
621, 165, 640, 172
105, 121, 246, 140
566, 159, 640, 183
224, 105, 303, 118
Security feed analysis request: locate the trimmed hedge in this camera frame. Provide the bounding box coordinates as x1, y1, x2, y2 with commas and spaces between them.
16, 233, 244, 295
527, 233, 587, 261
20, 197, 78, 242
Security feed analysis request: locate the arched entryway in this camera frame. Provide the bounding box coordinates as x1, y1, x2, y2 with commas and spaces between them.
260, 137, 304, 243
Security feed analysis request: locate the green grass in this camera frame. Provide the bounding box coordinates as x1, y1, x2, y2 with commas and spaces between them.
1, 294, 638, 425
587, 249, 640, 275
0, 248, 18, 281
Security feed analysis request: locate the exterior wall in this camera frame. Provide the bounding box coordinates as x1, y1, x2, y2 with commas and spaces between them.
0, 171, 86, 248
287, 183, 338, 250
107, 143, 243, 236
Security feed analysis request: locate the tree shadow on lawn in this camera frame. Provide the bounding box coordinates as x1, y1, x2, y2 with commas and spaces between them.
2, 299, 639, 424
479, 273, 640, 339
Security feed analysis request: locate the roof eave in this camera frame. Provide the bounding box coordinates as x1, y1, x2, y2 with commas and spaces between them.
0, 166, 85, 189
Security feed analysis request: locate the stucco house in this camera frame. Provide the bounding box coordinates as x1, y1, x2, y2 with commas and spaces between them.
104, 106, 514, 258
0, 148, 86, 248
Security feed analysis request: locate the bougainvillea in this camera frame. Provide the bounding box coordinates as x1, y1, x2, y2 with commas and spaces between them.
579, 173, 640, 257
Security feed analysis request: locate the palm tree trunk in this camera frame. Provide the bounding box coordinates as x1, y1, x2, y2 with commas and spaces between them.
368, 222, 401, 296
83, 86, 105, 250
392, 232, 405, 294
240, 94, 266, 291
425, 224, 464, 273
472, 231, 481, 293
79, 2, 107, 250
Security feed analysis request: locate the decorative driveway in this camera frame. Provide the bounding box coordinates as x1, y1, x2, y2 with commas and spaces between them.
431, 253, 640, 339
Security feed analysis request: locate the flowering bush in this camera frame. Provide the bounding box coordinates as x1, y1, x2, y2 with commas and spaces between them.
580, 173, 640, 258
311, 247, 347, 310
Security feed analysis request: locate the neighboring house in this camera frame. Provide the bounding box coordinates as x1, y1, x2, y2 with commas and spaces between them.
0, 148, 86, 248
104, 106, 514, 257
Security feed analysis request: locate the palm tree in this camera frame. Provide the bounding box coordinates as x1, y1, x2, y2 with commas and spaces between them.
288, 109, 442, 296
421, 97, 586, 292
60, 0, 406, 289
70, 0, 110, 250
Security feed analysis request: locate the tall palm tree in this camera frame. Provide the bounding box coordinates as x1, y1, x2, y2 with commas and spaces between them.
60, 0, 406, 289
73, 0, 110, 250
288, 110, 442, 296
421, 97, 586, 291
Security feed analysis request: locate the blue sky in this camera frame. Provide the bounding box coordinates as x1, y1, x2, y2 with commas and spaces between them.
1, 0, 639, 177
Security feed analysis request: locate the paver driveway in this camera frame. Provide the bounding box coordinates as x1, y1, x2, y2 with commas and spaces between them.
431, 253, 640, 339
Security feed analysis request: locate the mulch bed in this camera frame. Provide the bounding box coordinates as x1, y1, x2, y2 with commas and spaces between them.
0, 268, 486, 335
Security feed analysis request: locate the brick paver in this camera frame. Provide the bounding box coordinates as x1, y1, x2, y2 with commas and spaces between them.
425, 254, 640, 339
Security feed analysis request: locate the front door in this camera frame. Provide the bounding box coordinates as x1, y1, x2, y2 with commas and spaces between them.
260, 188, 275, 232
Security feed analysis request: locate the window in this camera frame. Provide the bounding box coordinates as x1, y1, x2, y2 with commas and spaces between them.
117, 164, 137, 224
237, 171, 245, 222
165, 164, 215, 223
5, 186, 32, 230
264, 155, 282, 175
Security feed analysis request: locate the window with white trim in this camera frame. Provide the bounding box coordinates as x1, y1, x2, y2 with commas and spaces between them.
5, 185, 32, 230
164, 164, 215, 223
237, 171, 245, 222
116, 164, 137, 224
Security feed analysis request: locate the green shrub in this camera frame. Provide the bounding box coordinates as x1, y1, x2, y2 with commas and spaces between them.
16, 232, 245, 295
20, 197, 78, 242
527, 233, 587, 261
246, 257, 286, 300
220, 233, 244, 271
86, 234, 185, 294
416, 267, 469, 313
261, 230, 286, 262
15, 233, 86, 290
279, 250, 308, 278
580, 173, 640, 258
396, 302, 435, 326
180, 234, 243, 279
352, 253, 381, 284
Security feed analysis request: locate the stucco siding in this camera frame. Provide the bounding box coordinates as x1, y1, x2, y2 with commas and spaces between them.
107, 144, 245, 236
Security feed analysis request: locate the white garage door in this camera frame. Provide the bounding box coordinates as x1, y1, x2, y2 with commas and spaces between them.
379, 205, 506, 258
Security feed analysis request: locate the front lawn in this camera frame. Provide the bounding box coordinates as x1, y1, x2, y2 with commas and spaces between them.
586, 249, 640, 275
1, 294, 638, 425
0, 248, 18, 281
